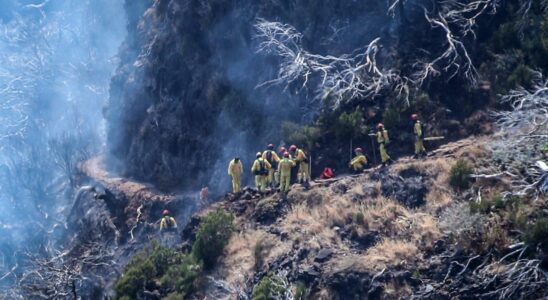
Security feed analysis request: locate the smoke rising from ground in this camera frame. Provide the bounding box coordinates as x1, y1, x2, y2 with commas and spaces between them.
0, 0, 126, 292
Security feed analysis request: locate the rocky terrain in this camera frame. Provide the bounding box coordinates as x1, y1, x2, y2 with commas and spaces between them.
181, 136, 546, 299
55, 136, 543, 299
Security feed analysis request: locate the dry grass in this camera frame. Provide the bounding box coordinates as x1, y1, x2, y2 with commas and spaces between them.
383, 280, 412, 299
409, 214, 442, 248
283, 203, 347, 251
221, 230, 289, 287
363, 239, 420, 271
357, 197, 412, 235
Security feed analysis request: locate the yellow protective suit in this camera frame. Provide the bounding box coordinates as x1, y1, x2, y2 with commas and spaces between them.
251, 158, 272, 193
294, 149, 310, 183
414, 120, 426, 155
228, 159, 243, 193
377, 129, 391, 163
278, 158, 296, 192
160, 216, 177, 230
262, 150, 280, 186
350, 154, 368, 172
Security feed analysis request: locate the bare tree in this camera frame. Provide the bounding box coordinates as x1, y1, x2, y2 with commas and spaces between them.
256, 1, 504, 107
412, 0, 501, 86
254, 20, 407, 107
6, 244, 118, 299
515, 0, 548, 38
472, 70, 547, 200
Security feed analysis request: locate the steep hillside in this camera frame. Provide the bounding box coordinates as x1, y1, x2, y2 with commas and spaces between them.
110, 136, 547, 299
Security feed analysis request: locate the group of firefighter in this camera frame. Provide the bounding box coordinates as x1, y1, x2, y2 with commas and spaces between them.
228, 113, 427, 196
160, 114, 427, 232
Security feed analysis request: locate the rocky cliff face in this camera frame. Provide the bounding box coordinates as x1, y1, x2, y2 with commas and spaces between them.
106, 0, 492, 191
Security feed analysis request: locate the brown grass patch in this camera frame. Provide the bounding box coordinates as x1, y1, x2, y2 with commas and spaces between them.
283, 203, 347, 251
363, 239, 420, 271
221, 230, 289, 287
357, 197, 411, 235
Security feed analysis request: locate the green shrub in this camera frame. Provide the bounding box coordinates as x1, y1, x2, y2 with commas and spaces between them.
525, 218, 548, 253
469, 199, 492, 214
252, 273, 289, 300
354, 211, 365, 225
114, 242, 202, 300
281, 121, 321, 151
254, 238, 268, 271
382, 106, 401, 129
507, 64, 535, 89
162, 292, 185, 300
294, 281, 308, 300
114, 250, 156, 299
449, 159, 473, 190
469, 195, 500, 214
161, 254, 202, 298
115, 242, 181, 300
192, 209, 235, 269
334, 109, 366, 141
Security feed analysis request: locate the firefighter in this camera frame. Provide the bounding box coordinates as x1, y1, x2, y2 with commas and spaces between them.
228, 157, 243, 193
412, 114, 427, 158
376, 123, 391, 166
289, 145, 310, 184
263, 144, 280, 187
275, 146, 288, 185
350, 147, 368, 173
251, 152, 271, 194
278, 152, 296, 193
160, 210, 177, 232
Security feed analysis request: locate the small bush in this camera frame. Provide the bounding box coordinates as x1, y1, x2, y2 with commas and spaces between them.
449, 159, 473, 190
334, 109, 367, 141
354, 211, 365, 225
114, 250, 156, 299
114, 242, 186, 300
281, 121, 321, 151
469, 199, 492, 214
294, 281, 308, 300
483, 222, 510, 252
192, 208, 235, 269
508, 199, 527, 230
382, 106, 401, 129
252, 273, 290, 300
161, 254, 202, 298
469, 195, 502, 214
254, 238, 269, 271
525, 218, 548, 253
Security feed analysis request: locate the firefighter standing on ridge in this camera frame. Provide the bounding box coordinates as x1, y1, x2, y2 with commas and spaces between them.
376, 123, 391, 166
227, 157, 243, 193
160, 210, 177, 232
412, 114, 427, 158
278, 152, 296, 193
289, 145, 310, 184
252, 152, 271, 194
275, 146, 288, 186
263, 144, 280, 188
350, 147, 368, 173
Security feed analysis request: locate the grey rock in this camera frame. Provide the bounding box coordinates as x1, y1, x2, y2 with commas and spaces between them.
315, 249, 334, 263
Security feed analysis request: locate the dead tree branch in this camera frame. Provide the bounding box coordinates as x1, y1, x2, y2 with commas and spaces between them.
254, 19, 406, 107
485, 70, 548, 200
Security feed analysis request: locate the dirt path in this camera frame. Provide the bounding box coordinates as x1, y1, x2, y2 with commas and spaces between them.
81, 155, 180, 203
